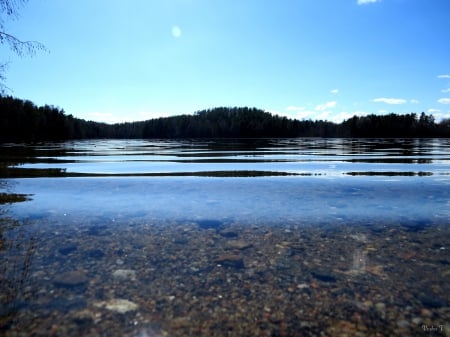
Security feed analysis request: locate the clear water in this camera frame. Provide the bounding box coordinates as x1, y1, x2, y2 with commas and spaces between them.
1, 138, 449, 336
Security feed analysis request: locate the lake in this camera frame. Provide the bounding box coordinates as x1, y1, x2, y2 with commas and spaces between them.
0, 138, 449, 336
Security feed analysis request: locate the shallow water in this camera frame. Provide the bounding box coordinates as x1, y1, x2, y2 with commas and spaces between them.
1, 138, 449, 336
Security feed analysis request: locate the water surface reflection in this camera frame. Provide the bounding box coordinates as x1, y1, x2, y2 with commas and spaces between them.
1, 138, 449, 177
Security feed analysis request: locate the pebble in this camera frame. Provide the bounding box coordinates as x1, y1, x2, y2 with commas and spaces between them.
225, 240, 253, 250
411, 317, 422, 325
219, 228, 238, 238
196, 219, 222, 229
396, 320, 410, 329
53, 270, 88, 288
215, 253, 245, 269
311, 270, 337, 283
420, 308, 433, 317
112, 269, 136, 281
375, 302, 386, 312
58, 245, 77, 255
362, 300, 373, 308
93, 299, 138, 314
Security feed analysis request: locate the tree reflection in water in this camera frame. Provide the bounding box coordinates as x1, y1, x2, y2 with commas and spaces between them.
0, 186, 37, 330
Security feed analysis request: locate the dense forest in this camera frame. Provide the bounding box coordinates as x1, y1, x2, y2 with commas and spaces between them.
1, 95, 449, 142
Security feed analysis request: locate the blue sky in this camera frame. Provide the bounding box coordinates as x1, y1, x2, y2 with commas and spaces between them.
1, 0, 450, 123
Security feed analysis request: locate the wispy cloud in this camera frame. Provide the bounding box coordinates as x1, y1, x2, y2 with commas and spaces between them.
437, 74, 450, 79
428, 110, 450, 122
323, 111, 369, 123
330, 89, 339, 94
283, 105, 369, 123
282, 106, 315, 120
442, 88, 450, 93
315, 101, 337, 111
373, 97, 407, 104
410, 99, 420, 104
438, 98, 450, 104
357, 0, 380, 5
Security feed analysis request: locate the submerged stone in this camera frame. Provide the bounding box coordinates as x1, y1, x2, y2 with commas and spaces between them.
86, 225, 109, 236
53, 270, 88, 288
85, 249, 105, 259
219, 228, 239, 238
196, 219, 222, 230
58, 245, 78, 255
215, 253, 245, 269
311, 271, 337, 283
112, 269, 136, 281
418, 293, 447, 308
94, 299, 138, 314
225, 240, 253, 250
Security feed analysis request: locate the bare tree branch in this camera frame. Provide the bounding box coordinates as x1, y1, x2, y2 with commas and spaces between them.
0, 31, 46, 56
1, 0, 46, 90
1, 0, 27, 17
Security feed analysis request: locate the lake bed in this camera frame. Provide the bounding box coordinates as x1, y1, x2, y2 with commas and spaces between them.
1, 138, 449, 336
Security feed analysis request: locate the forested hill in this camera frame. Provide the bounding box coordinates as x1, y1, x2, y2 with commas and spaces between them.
1, 96, 449, 142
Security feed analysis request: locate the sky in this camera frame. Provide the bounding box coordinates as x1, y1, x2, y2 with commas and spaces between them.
1, 0, 450, 124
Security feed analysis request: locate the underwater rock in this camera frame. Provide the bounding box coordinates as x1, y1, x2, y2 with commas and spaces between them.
225, 240, 253, 250
112, 269, 136, 281
85, 249, 105, 259
53, 270, 88, 288
418, 293, 447, 308
215, 253, 245, 269
311, 270, 337, 283
196, 219, 222, 230
219, 228, 239, 238
58, 244, 78, 255
94, 299, 138, 314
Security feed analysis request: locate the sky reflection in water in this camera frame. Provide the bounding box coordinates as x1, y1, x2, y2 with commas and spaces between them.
2, 138, 450, 226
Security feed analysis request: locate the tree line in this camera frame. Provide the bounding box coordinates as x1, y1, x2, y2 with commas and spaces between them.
1, 95, 449, 142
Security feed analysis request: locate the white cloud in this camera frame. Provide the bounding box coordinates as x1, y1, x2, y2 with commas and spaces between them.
357, 0, 380, 4
282, 106, 315, 120
427, 109, 441, 114
315, 101, 337, 111
330, 89, 339, 94
322, 111, 370, 123
281, 106, 371, 123
410, 99, 420, 104
432, 112, 450, 122
442, 88, 450, 93
438, 98, 450, 104
373, 97, 407, 104
437, 74, 450, 79
326, 112, 352, 123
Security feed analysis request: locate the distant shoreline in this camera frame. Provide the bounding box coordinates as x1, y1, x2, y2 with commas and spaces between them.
1, 96, 449, 142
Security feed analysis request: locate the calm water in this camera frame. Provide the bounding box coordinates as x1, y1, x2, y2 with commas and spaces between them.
1, 138, 449, 336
